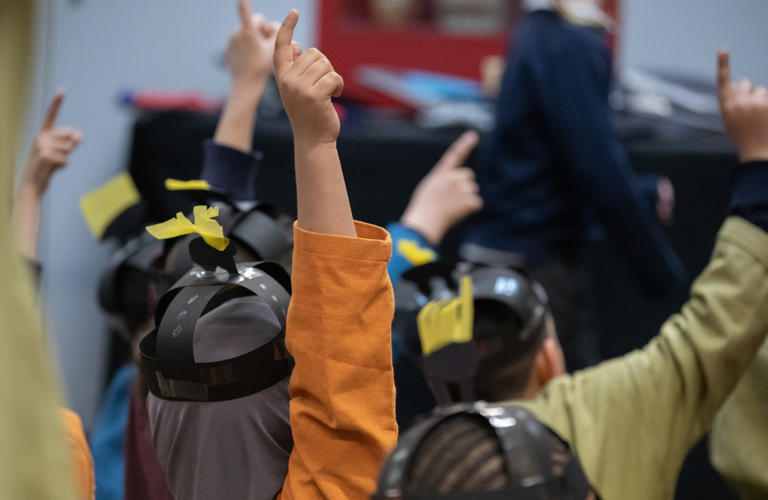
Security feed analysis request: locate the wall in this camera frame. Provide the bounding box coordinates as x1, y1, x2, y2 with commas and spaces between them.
27, 0, 767, 429
621, 0, 768, 85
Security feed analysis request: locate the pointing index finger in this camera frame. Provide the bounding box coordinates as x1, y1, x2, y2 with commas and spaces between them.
717, 51, 732, 100
274, 9, 299, 74
237, 0, 253, 30
434, 131, 480, 173
42, 92, 65, 130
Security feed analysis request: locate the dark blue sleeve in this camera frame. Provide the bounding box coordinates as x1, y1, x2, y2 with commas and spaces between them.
386, 222, 440, 284
635, 173, 661, 218
730, 161, 768, 232
537, 35, 686, 296
200, 140, 263, 201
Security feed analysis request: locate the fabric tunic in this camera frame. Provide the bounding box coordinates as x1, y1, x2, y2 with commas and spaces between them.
517, 217, 768, 500
278, 222, 398, 500
708, 161, 768, 500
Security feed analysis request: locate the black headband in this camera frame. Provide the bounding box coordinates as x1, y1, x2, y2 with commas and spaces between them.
140, 259, 292, 402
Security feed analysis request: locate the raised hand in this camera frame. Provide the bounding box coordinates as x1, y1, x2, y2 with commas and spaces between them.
227, 0, 280, 95
274, 9, 344, 145
23, 92, 82, 196
718, 51, 768, 163
214, 1, 280, 152
13, 92, 81, 259
400, 131, 483, 245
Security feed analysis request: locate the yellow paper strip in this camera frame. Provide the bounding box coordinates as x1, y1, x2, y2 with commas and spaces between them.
165, 179, 212, 191
397, 239, 437, 267
79, 172, 140, 239
418, 276, 474, 356
145, 205, 229, 251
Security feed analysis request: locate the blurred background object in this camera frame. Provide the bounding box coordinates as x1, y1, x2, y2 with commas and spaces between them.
433, 0, 509, 33
369, 0, 421, 28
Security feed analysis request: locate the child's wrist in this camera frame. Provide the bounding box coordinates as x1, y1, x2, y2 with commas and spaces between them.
399, 211, 445, 246
294, 135, 338, 154
229, 79, 268, 107
17, 174, 44, 200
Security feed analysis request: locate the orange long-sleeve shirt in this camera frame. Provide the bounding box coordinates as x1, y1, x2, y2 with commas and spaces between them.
279, 221, 398, 500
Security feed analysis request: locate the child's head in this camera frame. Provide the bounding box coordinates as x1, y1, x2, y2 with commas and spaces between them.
146, 294, 293, 500
394, 263, 565, 403
98, 233, 164, 344
140, 209, 294, 499
375, 403, 595, 499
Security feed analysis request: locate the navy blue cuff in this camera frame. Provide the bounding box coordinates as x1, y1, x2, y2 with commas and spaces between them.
730, 161, 768, 233
200, 140, 263, 201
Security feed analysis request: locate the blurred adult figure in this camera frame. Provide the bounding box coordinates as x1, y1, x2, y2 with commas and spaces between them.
462, 0, 685, 369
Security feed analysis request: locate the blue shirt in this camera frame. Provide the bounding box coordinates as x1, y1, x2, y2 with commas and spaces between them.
90, 364, 139, 500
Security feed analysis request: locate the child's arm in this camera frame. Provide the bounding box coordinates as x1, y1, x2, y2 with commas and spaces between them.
388, 130, 481, 281
274, 10, 397, 500
200, 0, 279, 201
12, 92, 82, 261
523, 51, 768, 500
212, 0, 278, 153
274, 10, 354, 237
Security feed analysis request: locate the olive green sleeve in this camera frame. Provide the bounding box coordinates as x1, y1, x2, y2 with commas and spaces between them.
522, 217, 768, 500
710, 337, 768, 500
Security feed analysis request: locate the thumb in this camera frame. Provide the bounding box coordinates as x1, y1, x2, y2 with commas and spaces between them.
433, 131, 480, 173
274, 9, 299, 75
42, 92, 65, 130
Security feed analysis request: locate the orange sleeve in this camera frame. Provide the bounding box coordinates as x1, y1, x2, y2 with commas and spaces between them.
59, 409, 95, 500
279, 221, 398, 500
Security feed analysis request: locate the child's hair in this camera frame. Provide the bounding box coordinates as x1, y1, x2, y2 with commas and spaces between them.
405, 414, 507, 495
403, 413, 589, 498
473, 301, 547, 401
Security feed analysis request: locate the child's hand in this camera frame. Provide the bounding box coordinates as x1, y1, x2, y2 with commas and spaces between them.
400, 131, 483, 245
227, 0, 280, 96
718, 51, 768, 163
274, 10, 344, 145
23, 92, 82, 197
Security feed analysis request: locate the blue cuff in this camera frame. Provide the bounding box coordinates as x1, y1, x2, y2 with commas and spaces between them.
730, 161, 768, 233
200, 140, 263, 201
387, 222, 440, 284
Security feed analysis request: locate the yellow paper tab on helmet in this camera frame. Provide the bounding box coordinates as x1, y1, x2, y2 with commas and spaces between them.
418, 276, 474, 356
80, 172, 140, 238
146, 205, 229, 251
397, 239, 437, 267
164, 179, 212, 191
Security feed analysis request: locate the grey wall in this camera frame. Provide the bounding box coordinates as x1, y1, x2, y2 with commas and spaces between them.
622, 0, 768, 85
26, 0, 767, 428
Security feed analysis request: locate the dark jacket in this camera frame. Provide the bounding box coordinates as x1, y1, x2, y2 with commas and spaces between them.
464, 10, 685, 295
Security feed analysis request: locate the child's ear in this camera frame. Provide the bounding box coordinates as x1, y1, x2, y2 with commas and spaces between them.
535, 337, 565, 387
